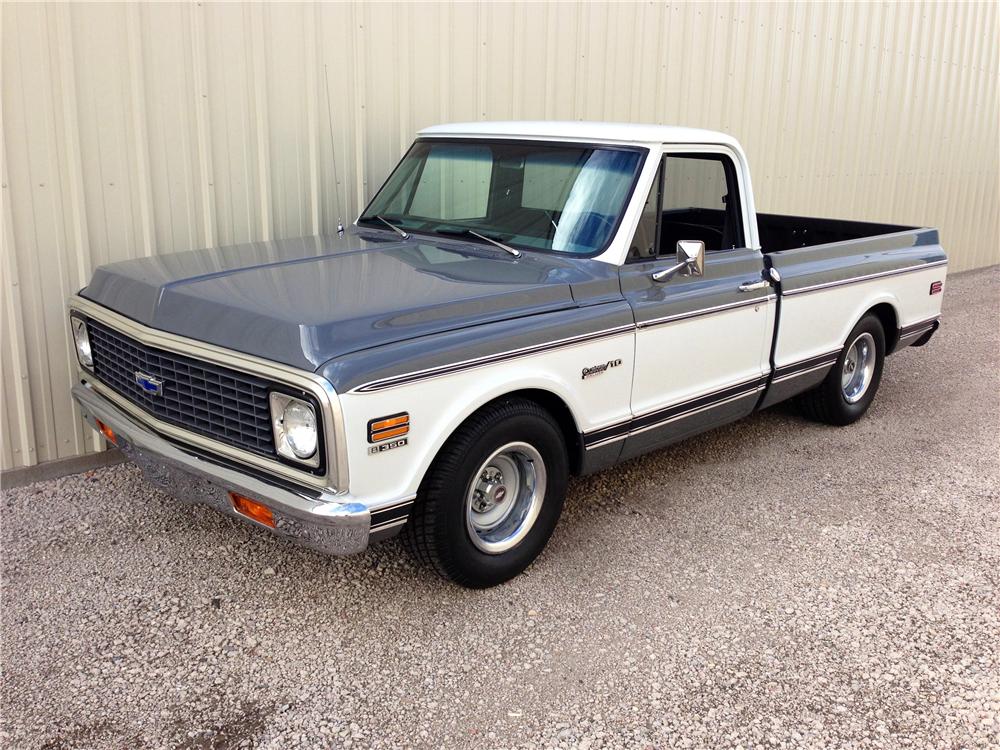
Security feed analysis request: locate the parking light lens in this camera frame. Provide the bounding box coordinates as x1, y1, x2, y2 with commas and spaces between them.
95, 419, 117, 445
229, 492, 275, 527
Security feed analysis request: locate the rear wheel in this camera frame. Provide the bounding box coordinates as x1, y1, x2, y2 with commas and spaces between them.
798, 314, 886, 426
403, 398, 568, 588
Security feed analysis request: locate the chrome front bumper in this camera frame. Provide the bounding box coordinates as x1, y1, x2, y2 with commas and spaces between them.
72, 382, 371, 556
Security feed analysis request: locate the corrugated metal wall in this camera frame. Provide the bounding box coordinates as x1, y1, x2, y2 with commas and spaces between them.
2, 1, 998, 472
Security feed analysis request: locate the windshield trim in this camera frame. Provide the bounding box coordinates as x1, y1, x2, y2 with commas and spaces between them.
357, 138, 650, 259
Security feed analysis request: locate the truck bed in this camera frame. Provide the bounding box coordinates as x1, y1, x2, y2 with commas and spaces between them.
657, 208, 917, 256
757, 213, 916, 254
759, 222, 946, 408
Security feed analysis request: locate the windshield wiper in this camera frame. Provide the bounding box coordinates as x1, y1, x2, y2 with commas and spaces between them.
467, 230, 521, 258
434, 226, 521, 258
369, 214, 409, 239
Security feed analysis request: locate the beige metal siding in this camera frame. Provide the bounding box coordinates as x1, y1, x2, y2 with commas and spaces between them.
2, 1, 997, 472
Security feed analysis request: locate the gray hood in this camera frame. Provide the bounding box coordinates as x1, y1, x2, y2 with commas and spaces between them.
81, 231, 624, 370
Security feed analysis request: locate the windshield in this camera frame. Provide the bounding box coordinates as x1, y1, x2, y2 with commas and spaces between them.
359, 140, 645, 255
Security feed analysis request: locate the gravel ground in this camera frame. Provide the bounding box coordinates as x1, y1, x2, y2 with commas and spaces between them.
2, 267, 998, 750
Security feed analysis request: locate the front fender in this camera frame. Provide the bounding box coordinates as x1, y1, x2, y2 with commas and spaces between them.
333, 327, 635, 508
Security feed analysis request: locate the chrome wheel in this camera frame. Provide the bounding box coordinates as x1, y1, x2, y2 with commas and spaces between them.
841, 332, 876, 404
465, 442, 546, 555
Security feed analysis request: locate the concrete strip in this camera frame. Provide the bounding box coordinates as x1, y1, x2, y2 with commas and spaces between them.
0, 448, 125, 490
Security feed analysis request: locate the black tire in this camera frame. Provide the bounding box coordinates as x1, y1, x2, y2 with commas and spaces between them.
403, 397, 569, 588
798, 313, 886, 426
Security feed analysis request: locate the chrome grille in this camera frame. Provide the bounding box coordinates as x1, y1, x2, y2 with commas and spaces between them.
86, 319, 276, 456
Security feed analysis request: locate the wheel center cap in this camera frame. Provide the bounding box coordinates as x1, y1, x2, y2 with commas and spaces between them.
474, 471, 511, 514
845, 360, 856, 373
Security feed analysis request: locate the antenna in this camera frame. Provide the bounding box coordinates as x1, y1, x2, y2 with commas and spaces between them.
323, 63, 345, 236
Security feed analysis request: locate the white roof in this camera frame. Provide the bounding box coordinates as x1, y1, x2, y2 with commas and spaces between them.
419, 121, 741, 148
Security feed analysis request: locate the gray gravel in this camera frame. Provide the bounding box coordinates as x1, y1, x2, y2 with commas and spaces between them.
2, 267, 998, 749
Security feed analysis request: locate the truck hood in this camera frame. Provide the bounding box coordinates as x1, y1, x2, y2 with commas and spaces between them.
81, 232, 623, 370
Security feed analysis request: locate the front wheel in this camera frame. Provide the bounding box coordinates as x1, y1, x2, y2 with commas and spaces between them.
798, 313, 886, 426
403, 398, 568, 588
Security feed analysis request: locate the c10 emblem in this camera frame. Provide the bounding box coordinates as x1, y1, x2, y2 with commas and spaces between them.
581, 359, 623, 380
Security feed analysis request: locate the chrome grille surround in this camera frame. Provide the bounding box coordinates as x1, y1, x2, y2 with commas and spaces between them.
87, 319, 278, 457
68, 296, 347, 492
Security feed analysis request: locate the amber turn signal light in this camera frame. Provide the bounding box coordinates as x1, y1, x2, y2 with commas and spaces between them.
229, 492, 275, 528
368, 412, 410, 443
370, 414, 409, 431
95, 419, 117, 445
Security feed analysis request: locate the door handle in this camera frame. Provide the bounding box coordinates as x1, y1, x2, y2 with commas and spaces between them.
738, 279, 770, 292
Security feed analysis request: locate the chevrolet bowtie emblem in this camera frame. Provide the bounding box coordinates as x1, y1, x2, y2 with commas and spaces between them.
134, 371, 164, 396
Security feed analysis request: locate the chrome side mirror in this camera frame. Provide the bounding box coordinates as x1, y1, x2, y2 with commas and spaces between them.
651, 240, 706, 283
676, 240, 705, 277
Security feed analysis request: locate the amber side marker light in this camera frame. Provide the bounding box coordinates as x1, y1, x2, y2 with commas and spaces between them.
229, 492, 275, 528
368, 412, 410, 443
95, 419, 117, 445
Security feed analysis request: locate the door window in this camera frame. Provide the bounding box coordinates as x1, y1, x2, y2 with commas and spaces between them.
629, 152, 744, 260
660, 154, 744, 252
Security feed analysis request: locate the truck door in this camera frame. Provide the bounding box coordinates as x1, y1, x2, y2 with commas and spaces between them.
618, 149, 775, 460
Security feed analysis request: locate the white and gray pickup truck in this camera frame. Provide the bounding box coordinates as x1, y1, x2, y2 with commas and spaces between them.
69, 122, 947, 587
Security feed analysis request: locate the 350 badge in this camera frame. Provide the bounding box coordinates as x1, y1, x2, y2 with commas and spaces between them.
369, 438, 408, 455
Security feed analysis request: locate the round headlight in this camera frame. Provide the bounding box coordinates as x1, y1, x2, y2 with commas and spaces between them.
71, 317, 93, 368
269, 392, 321, 467
281, 400, 318, 459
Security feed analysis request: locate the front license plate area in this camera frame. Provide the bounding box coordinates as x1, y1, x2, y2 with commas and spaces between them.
120, 442, 231, 514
